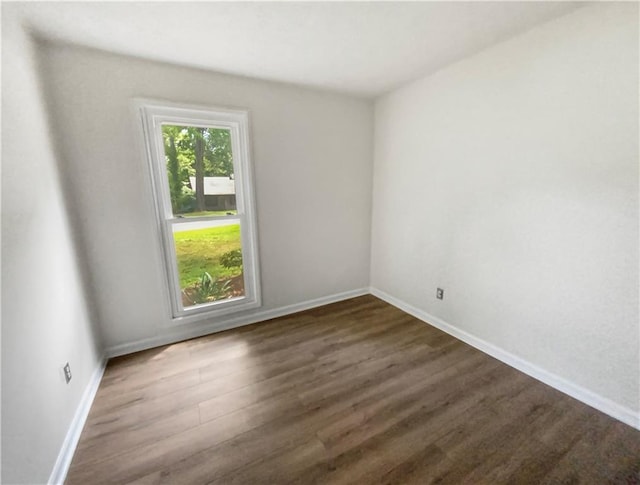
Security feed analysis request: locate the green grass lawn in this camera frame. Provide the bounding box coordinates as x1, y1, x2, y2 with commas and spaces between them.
173, 223, 242, 289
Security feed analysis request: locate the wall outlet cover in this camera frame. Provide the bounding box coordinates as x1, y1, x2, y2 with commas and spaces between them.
63, 363, 72, 384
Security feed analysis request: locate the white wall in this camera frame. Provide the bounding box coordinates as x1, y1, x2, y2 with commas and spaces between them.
38, 43, 373, 351
371, 3, 639, 414
1, 6, 103, 484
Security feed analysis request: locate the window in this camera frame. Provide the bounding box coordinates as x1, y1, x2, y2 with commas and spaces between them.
139, 102, 260, 321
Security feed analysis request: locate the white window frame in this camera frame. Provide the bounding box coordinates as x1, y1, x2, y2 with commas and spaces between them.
138, 101, 261, 322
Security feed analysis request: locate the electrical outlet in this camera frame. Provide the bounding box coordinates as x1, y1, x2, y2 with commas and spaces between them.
436, 288, 444, 300
63, 363, 72, 384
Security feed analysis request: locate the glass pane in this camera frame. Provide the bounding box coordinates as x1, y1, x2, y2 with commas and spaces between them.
162, 124, 237, 217
172, 220, 245, 308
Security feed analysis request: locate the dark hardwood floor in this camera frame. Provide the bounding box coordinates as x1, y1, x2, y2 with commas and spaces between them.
66, 295, 640, 484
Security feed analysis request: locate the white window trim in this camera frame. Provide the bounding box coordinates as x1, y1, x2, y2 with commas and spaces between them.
137, 100, 261, 323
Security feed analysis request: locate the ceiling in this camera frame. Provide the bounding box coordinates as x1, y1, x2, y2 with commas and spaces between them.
14, 1, 583, 98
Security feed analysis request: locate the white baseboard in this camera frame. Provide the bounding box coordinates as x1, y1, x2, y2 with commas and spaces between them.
369, 287, 640, 431
106, 288, 370, 358
48, 356, 107, 485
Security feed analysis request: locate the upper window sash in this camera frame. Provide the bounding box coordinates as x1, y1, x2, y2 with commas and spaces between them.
152, 127, 246, 220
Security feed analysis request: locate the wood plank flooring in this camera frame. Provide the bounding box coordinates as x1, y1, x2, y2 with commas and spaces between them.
66, 295, 640, 484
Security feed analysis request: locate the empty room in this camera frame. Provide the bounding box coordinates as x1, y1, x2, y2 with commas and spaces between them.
2, 1, 639, 484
